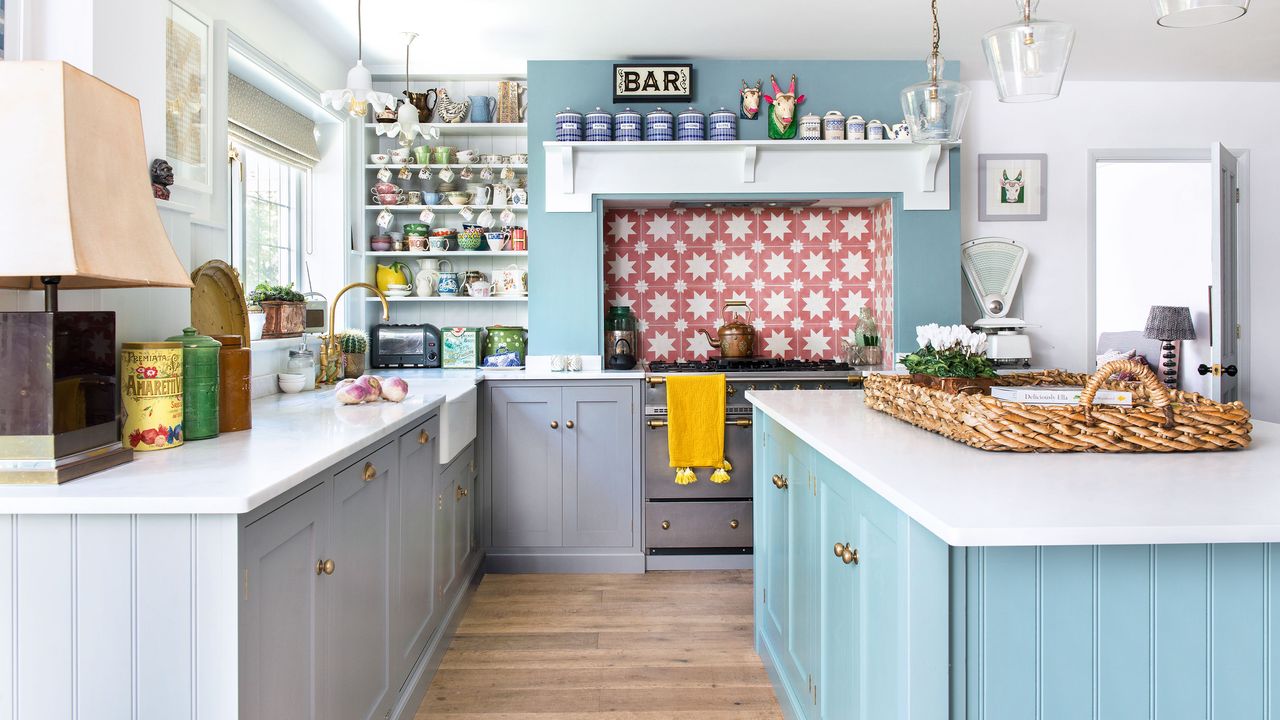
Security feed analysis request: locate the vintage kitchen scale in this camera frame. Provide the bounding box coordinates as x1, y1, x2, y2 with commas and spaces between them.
961, 237, 1034, 368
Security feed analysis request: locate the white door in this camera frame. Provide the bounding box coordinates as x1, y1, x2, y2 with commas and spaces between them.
1209, 143, 1241, 402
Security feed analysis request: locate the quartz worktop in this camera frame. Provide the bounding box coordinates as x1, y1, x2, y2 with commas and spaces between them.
747, 389, 1280, 547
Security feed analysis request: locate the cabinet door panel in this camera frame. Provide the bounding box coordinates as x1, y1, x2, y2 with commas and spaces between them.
818, 467, 858, 719
241, 482, 328, 720
329, 443, 397, 720
563, 385, 634, 547
853, 482, 900, 719
452, 455, 474, 589
786, 446, 819, 718
490, 386, 563, 547
758, 421, 790, 658
394, 417, 439, 689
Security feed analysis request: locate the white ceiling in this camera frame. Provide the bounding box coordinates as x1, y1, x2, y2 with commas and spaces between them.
270, 0, 1279, 82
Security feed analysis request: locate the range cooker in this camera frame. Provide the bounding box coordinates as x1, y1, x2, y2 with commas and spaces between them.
643, 359, 861, 559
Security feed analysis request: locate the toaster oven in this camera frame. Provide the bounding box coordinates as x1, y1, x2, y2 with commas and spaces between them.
371, 323, 440, 368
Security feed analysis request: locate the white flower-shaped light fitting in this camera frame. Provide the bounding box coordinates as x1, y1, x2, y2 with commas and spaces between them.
319, 0, 394, 118
1152, 0, 1248, 27
982, 0, 1075, 102
900, 0, 971, 144
375, 102, 440, 146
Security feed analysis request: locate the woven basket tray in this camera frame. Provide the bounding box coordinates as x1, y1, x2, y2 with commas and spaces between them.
863, 359, 1251, 452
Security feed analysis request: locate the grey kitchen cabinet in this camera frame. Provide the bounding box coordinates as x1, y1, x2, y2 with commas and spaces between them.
452, 446, 476, 580
562, 385, 639, 548
393, 416, 440, 691
490, 385, 564, 548
436, 442, 477, 605
240, 481, 329, 720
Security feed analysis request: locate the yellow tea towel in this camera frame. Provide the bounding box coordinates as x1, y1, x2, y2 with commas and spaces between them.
666, 374, 732, 484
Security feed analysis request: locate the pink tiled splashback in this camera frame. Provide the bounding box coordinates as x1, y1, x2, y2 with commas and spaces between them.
603, 204, 894, 363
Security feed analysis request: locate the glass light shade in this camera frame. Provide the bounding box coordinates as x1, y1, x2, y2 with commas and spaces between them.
1153, 0, 1248, 27
900, 56, 971, 144
983, 17, 1076, 102
320, 60, 395, 119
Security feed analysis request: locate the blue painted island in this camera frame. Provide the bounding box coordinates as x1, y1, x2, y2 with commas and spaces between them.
748, 388, 1280, 720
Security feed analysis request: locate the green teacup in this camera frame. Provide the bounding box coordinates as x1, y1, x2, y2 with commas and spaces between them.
412, 145, 432, 164
432, 146, 455, 165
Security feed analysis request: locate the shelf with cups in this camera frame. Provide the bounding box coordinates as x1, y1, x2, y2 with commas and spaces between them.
365, 164, 528, 171
365, 296, 527, 303
363, 122, 527, 136
364, 204, 529, 212
361, 251, 526, 258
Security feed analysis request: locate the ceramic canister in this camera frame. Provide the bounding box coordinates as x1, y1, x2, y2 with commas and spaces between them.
645, 107, 674, 141
585, 107, 613, 142
120, 341, 184, 451
822, 110, 846, 140
483, 325, 528, 365
798, 112, 822, 140
211, 334, 252, 433
867, 119, 886, 140
555, 107, 582, 142
677, 107, 706, 141
846, 114, 867, 140
709, 108, 737, 141
165, 327, 220, 440
615, 108, 642, 141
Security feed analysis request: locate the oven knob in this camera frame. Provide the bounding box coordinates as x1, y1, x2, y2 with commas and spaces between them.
726, 385, 737, 396
661, 520, 671, 530
818, 383, 827, 390
793, 384, 802, 390
771, 384, 780, 391
748, 384, 757, 392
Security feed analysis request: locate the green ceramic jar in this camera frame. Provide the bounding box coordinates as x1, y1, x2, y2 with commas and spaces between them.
165, 327, 221, 440
483, 326, 527, 366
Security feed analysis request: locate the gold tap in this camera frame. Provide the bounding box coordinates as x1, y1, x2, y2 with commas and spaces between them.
319, 282, 389, 385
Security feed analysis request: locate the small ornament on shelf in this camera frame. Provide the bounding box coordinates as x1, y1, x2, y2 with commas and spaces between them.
740, 79, 763, 119
376, 210, 393, 229
397, 165, 412, 180
763, 73, 805, 140
150, 158, 174, 200
418, 167, 432, 180
377, 167, 392, 182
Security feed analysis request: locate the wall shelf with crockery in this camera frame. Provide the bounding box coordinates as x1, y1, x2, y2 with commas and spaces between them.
361, 251, 527, 258
366, 296, 528, 303
364, 122, 527, 136
364, 205, 530, 212
364, 164, 528, 171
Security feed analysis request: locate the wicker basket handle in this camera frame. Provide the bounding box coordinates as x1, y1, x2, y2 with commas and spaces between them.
1082, 358, 1174, 428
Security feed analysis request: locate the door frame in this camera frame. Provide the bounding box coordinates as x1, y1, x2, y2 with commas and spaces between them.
1084, 148, 1251, 405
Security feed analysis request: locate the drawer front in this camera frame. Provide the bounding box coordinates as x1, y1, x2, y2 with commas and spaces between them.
645, 500, 753, 548
645, 418, 754, 500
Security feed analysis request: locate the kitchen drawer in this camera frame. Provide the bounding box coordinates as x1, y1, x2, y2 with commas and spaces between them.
645, 500, 753, 548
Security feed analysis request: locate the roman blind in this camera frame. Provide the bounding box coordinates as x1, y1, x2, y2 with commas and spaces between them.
227, 73, 320, 168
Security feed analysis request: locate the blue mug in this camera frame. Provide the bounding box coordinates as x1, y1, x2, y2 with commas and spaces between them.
468, 96, 497, 123
437, 272, 460, 296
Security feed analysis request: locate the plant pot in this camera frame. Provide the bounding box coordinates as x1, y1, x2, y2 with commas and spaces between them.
910, 374, 997, 395
248, 310, 266, 341
259, 301, 305, 339
343, 352, 366, 379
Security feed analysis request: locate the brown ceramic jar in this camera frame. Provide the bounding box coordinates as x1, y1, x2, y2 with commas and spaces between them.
212, 335, 252, 432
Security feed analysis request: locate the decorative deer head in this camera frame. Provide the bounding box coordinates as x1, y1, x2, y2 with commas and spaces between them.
741, 79, 763, 119
763, 74, 805, 139
1000, 170, 1025, 203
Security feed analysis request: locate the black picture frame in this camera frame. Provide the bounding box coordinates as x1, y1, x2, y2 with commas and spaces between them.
612, 63, 693, 103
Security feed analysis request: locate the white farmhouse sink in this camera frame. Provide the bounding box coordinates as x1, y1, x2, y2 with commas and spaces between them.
412, 381, 477, 464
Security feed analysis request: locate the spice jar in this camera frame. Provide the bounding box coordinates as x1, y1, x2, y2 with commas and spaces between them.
212, 334, 252, 433
288, 347, 317, 391
120, 341, 184, 451
164, 327, 221, 441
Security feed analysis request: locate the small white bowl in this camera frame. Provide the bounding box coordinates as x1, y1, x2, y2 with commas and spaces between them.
278, 373, 306, 393
370, 153, 390, 164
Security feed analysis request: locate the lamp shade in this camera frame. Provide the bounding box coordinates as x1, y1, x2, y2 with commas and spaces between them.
0, 62, 192, 291
1153, 0, 1248, 27
1144, 305, 1197, 340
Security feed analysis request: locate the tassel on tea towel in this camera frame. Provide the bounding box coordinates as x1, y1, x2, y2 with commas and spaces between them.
665, 374, 731, 485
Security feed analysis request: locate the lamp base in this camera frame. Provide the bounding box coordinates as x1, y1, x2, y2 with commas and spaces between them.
1158, 339, 1181, 389
0, 441, 132, 485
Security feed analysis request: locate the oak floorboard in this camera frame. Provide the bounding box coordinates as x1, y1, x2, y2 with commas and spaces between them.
417, 571, 781, 719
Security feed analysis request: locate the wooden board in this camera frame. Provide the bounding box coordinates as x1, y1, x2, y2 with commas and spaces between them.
189, 260, 251, 347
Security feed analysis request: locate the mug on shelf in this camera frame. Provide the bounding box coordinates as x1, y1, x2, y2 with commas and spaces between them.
456, 149, 479, 164
412, 146, 432, 164
480, 153, 504, 165
406, 191, 422, 205
432, 146, 455, 164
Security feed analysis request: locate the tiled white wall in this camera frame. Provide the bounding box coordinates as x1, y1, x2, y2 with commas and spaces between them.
249, 336, 323, 399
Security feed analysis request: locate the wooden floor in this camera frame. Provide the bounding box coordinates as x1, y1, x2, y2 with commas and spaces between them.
415, 570, 783, 719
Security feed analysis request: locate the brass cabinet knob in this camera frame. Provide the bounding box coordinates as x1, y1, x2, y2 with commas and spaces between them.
771, 474, 788, 490
834, 543, 858, 565
748, 384, 757, 392
362, 462, 377, 482
456, 485, 469, 500
834, 542, 846, 557
729, 519, 740, 529
316, 559, 335, 575
550, 420, 559, 429
566, 420, 575, 429
661, 520, 671, 530
419, 430, 430, 444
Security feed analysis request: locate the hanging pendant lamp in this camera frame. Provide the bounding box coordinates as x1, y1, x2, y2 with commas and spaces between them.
1153, 0, 1248, 27
900, 0, 971, 144
376, 33, 438, 146
320, 0, 394, 118
982, 0, 1076, 103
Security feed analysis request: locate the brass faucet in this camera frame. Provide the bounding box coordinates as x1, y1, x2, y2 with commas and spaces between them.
319, 282, 389, 385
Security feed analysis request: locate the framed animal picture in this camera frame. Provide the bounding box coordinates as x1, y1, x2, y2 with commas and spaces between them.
978, 154, 1048, 221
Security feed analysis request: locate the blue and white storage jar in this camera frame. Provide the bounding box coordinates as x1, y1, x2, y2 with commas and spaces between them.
585, 107, 613, 142
709, 108, 737, 141
615, 108, 643, 141
645, 107, 674, 141
677, 107, 706, 141
555, 107, 582, 142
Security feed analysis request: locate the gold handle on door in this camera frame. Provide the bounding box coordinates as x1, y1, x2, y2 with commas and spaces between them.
647, 418, 751, 429
550, 420, 559, 429
566, 420, 575, 429
730, 519, 740, 529
661, 520, 671, 530
316, 559, 335, 575
772, 474, 788, 490
419, 430, 430, 444
834, 543, 858, 565
363, 463, 377, 481
456, 485, 469, 500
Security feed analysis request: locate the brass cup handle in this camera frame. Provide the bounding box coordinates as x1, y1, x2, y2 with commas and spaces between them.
550, 420, 559, 429
362, 463, 377, 481
419, 430, 430, 444
566, 420, 575, 429
772, 474, 788, 490
729, 519, 740, 529
661, 520, 671, 530
316, 559, 335, 575
833, 542, 858, 565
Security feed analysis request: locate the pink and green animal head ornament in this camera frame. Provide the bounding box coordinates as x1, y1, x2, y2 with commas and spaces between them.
763, 74, 805, 139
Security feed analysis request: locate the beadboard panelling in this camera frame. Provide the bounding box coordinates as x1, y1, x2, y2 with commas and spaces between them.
967, 544, 1280, 720
0, 515, 13, 720
75, 515, 135, 714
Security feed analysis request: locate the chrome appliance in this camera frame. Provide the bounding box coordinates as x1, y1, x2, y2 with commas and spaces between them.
370, 323, 440, 368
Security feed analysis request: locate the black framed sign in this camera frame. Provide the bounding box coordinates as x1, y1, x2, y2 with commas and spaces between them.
613, 64, 693, 103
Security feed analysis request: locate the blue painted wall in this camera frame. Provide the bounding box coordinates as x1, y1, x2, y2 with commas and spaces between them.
527, 59, 962, 355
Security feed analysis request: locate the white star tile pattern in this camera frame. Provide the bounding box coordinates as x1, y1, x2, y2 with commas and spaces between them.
603, 205, 894, 362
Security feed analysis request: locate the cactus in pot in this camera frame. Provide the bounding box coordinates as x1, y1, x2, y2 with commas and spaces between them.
337, 330, 368, 379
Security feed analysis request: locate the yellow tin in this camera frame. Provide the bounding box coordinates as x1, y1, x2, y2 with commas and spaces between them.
120, 342, 184, 451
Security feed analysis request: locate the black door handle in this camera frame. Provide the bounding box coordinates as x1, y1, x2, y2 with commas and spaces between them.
1197, 364, 1239, 377
1225, 364, 1238, 377
1198, 364, 1210, 376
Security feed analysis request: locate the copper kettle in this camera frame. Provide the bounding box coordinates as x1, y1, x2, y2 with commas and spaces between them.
404, 88, 437, 123
697, 300, 756, 358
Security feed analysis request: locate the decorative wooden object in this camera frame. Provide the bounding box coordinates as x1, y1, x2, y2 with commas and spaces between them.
190, 260, 251, 346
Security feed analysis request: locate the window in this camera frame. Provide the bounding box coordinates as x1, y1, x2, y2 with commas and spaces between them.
230, 144, 308, 290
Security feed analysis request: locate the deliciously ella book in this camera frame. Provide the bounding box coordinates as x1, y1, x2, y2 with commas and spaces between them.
991, 386, 1134, 406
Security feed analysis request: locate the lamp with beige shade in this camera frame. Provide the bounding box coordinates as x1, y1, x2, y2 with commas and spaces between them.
0, 62, 194, 483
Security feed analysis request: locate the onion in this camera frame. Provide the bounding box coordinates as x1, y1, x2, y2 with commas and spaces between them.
335, 382, 369, 405
381, 376, 408, 402
357, 375, 383, 401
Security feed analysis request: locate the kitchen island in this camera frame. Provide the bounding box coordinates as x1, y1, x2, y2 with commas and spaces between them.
748, 388, 1280, 720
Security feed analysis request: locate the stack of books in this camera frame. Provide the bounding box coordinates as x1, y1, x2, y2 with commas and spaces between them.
991, 385, 1133, 406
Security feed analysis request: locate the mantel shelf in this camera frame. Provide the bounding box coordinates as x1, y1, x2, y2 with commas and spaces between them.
542, 139, 956, 212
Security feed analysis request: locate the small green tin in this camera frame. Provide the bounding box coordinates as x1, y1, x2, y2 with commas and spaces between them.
165, 327, 222, 440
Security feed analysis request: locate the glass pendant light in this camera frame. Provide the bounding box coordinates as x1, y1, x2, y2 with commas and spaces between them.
982, 0, 1076, 103
900, 0, 971, 144
320, 0, 394, 118
1153, 0, 1248, 27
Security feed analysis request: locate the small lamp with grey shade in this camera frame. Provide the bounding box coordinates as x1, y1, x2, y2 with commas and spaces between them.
1143, 305, 1196, 389
0, 62, 194, 483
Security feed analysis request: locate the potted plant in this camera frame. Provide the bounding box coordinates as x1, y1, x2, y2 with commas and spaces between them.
337, 330, 368, 379
247, 283, 306, 339
901, 323, 998, 393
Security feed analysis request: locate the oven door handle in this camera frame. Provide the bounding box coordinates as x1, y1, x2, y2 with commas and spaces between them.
646, 418, 752, 429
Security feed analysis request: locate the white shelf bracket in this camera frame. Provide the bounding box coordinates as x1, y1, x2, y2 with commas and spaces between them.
742, 145, 758, 183
920, 145, 943, 192
560, 145, 576, 194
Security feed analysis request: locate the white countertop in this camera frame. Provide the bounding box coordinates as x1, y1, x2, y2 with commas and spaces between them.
747, 389, 1280, 547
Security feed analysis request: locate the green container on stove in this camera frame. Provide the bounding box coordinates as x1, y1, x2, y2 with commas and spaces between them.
165, 327, 221, 440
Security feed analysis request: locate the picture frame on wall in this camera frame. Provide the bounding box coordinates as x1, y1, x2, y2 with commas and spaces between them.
978, 153, 1048, 222
613, 63, 693, 103
165, 0, 212, 194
